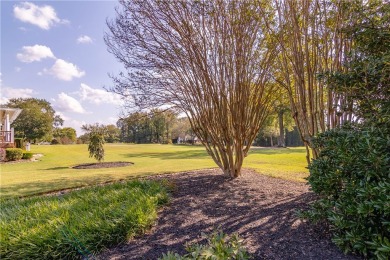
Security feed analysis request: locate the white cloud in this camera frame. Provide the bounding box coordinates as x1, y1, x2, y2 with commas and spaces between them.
54, 92, 86, 114
77, 35, 93, 44
45, 59, 85, 81
13, 2, 68, 30
79, 83, 123, 105
0, 87, 35, 104
16, 45, 55, 63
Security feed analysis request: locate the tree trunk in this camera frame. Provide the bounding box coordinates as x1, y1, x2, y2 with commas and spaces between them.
277, 110, 285, 147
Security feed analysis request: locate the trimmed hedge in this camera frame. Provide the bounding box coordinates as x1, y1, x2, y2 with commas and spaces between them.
306, 124, 390, 259
5, 148, 23, 161
22, 152, 34, 160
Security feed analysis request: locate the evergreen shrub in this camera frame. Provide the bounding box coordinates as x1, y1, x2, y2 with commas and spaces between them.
306, 124, 390, 259
22, 152, 34, 160
5, 148, 23, 161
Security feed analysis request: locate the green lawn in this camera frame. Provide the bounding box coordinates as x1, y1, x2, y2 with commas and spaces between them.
0, 144, 308, 198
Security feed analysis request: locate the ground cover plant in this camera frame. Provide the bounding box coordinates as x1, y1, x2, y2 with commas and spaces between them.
0, 180, 168, 259
160, 230, 250, 260
0, 144, 307, 199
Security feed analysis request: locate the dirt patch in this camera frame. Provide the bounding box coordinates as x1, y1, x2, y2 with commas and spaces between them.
98, 169, 360, 260
72, 161, 133, 169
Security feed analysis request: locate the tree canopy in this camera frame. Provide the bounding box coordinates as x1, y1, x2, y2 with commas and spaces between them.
6, 98, 63, 142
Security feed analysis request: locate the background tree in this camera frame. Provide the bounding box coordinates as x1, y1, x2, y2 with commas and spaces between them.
117, 109, 177, 144
6, 98, 63, 143
106, 0, 276, 177
104, 124, 121, 143
81, 123, 120, 143
265, 0, 354, 162
52, 127, 77, 144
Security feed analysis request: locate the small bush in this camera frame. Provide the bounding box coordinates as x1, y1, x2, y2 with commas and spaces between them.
160, 230, 250, 260
22, 152, 34, 160
306, 124, 390, 259
51, 138, 60, 145
0, 180, 169, 259
5, 148, 23, 161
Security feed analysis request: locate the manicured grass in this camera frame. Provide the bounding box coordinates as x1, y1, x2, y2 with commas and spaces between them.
0, 180, 168, 259
0, 144, 308, 198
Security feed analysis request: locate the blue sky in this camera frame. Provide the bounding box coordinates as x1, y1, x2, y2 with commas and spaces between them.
1, 0, 125, 136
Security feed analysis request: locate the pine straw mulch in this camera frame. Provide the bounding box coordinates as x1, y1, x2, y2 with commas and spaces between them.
99, 169, 361, 260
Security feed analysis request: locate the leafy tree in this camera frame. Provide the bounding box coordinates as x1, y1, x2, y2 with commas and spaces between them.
83, 125, 106, 162
117, 109, 177, 144
306, 1, 390, 258
6, 98, 63, 142
81, 123, 120, 143
77, 133, 90, 144
323, 0, 390, 125
88, 132, 105, 162
53, 127, 77, 144
104, 124, 120, 143
106, 0, 276, 177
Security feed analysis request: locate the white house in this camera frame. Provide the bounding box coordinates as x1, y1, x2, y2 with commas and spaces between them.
0, 107, 22, 146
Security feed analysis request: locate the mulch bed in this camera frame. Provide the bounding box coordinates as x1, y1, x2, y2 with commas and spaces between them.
99, 169, 361, 260
72, 162, 133, 169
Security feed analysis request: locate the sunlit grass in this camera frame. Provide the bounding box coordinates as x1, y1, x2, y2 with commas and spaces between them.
0, 144, 309, 198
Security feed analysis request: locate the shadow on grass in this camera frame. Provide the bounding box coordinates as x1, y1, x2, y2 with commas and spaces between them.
248, 147, 307, 155
44, 166, 70, 170
0, 172, 156, 199
121, 147, 306, 160
121, 149, 210, 160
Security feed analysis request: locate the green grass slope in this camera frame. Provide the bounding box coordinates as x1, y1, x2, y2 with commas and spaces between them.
0, 144, 308, 198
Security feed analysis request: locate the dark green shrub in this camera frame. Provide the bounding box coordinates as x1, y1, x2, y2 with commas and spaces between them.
306, 124, 390, 259
14, 138, 23, 149
5, 148, 23, 161
160, 230, 250, 260
22, 152, 34, 160
51, 138, 59, 145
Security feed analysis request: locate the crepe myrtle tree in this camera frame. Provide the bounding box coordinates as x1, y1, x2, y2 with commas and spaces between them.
105, 0, 276, 178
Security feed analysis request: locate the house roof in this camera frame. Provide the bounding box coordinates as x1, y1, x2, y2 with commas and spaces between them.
0, 108, 22, 123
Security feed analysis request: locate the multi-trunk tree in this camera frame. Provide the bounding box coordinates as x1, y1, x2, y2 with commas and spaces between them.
265, 0, 355, 162
106, 0, 276, 177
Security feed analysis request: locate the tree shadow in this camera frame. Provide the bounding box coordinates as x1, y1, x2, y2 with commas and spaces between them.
248, 147, 307, 155
44, 166, 70, 170
121, 149, 210, 160
0, 173, 153, 199
99, 170, 360, 260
